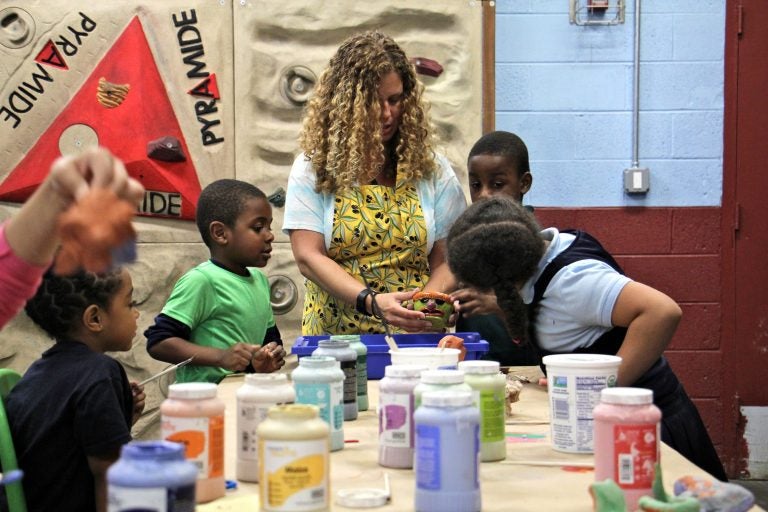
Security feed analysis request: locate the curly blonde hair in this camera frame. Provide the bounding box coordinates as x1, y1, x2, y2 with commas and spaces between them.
300, 31, 437, 193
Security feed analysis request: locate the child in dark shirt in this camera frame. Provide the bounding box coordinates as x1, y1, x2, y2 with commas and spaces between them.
453, 131, 539, 365
3, 267, 145, 512
145, 179, 285, 383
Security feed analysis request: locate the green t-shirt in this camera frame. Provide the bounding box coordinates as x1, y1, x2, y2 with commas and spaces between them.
162, 260, 275, 383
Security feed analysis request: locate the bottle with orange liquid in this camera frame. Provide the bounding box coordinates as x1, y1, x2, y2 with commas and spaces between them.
161, 383, 225, 503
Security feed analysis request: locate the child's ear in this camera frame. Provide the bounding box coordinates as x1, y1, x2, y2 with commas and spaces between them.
209, 221, 228, 245
520, 172, 533, 195
82, 305, 104, 333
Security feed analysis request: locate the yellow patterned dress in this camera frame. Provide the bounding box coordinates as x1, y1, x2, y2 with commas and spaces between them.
301, 180, 429, 335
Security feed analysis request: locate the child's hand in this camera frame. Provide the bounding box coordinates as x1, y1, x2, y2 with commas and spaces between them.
130, 381, 146, 425
219, 343, 255, 372
451, 287, 501, 317
251, 342, 286, 373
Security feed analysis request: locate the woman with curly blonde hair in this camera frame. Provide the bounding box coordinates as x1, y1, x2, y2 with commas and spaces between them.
283, 31, 466, 335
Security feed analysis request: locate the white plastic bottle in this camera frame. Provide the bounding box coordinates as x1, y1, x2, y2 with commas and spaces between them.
236, 373, 295, 482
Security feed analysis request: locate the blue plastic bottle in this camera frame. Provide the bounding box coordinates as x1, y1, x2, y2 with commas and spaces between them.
413, 390, 481, 512
107, 440, 197, 512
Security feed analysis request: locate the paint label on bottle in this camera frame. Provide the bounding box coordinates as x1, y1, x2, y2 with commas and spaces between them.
356, 356, 368, 394
340, 360, 357, 404
108, 484, 195, 512
163, 415, 224, 478
261, 439, 328, 510
296, 382, 343, 432
415, 424, 441, 490
613, 424, 658, 489
379, 392, 412, 447
476, 390, 505, 442
238, 403, 272, 461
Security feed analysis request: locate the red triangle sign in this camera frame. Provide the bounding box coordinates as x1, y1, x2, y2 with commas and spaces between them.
188, 73, 220, 100
1, 17, 202, 220
35, 40, 69, 70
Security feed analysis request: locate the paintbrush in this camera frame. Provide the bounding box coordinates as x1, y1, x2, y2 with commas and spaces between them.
138, 356, 194, 386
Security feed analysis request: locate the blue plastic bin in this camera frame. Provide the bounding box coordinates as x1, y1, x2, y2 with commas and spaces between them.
290, 332, 490, 379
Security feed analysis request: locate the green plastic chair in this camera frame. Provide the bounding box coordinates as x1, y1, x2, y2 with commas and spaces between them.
0, 368, 27, 512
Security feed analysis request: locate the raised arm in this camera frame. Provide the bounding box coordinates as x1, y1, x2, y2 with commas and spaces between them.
5, 148, 144, 266
611, 281, 682, 386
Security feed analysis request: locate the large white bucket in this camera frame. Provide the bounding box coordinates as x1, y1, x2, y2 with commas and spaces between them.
389, 347, 460, 370
542, 353, 622, 453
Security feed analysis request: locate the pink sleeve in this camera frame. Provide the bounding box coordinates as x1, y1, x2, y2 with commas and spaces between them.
0, 223, 49, 329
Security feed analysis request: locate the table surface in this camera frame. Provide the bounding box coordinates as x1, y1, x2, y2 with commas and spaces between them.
199, 366, 764, 512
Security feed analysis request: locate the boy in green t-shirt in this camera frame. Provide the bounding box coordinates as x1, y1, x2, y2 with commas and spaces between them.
145, 179, 285, 383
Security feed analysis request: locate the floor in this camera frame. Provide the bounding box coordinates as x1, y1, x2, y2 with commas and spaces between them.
737, 480, 768, 510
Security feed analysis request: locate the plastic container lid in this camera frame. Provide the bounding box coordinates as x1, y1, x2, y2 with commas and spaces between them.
335, 488, 389, 508
318, 339, 350, 348
421, 389, 473, 407
384, 364, 428, 378
458, 360, 500, 374
600, 387, 653, 405
267, 403, 320, 420
329, 335, 360, 343
121, 440, 185, 461
244, 373, 288, 385
297, 355, 338, 368
419, 369, 466, 384
168, 382, 218, 399
542, 353, 622, 369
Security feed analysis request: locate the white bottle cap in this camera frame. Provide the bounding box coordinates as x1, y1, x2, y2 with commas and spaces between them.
458, 360, 500, 374
384, 364, 427, 378
600, 387, 653, 405
419, 369, 466, 385
168, 382, 217, 399
245, 373, 288, 385
421, 389, 473, 407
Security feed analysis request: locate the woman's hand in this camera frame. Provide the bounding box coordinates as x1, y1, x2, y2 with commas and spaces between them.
371, 290, 432, 332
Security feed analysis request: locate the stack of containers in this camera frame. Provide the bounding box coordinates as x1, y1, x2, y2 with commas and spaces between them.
458, 360, 507, 462
235, 373, 296, 482
330, 334, 369, 411
313, 339, 358, 420
292, 355, 345, 451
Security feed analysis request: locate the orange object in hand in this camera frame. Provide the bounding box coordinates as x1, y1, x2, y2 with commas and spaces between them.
438, 334, 466, 361
54, 188, 137, 275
